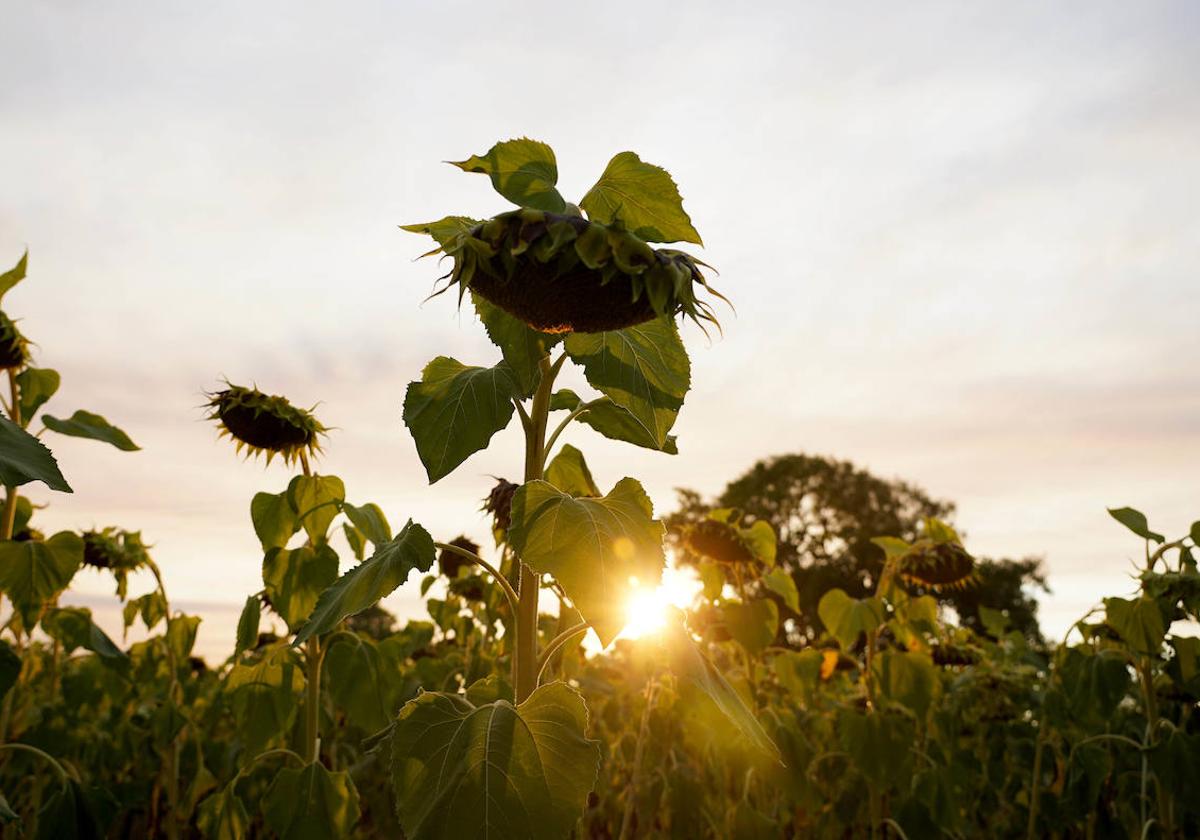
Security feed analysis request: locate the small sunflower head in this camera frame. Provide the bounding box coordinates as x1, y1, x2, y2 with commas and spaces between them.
0, 312, 30, 370
206, 383, 326, 466
82, 528, 149, 572
893, 518, 976, 592
483, 478, 519, 533
438, 535, 480, 579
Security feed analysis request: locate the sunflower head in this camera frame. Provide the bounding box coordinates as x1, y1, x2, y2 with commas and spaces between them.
0, 311, 30, 370
683, 509, 776, 568
439, 535, 480, 579
893, 519, 976, 592
483, 478, 519, 534
206, 383, 326, 466
82, 528, 149, 572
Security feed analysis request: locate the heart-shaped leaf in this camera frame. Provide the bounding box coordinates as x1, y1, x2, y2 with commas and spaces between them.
580, 152, 702, 245
818, 588, 885, 650
262, 761, 361, 840
262, 544, 340, 632
544, 444, 600, 497
15, 368, 60, 423
0, 532, 83, 627
451, 138, 566, 213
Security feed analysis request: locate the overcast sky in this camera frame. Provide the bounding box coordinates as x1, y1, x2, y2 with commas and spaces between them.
2, 1, 1197, 658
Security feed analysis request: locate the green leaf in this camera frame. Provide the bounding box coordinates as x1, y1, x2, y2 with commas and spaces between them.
0, 639, 22, 701
342, 502, 391, 546
978, 605, 1010, 637
773, 648, 824, 702
874, 650, 938, 718
871, 536, 912, 561
250, 491, 298, 551
1104, 596, 1167, 655
698, 561, 725, 601
293, 520, 435, 645
0, 251, 27, 303
508, 478, 666, 646
16, 367, 60, 423
324, 636, 395, 733
389, 682, 599, 840
122, 591, 167, 633
43, 409, 139, 451
262, 761, 361, 840
564, 319, 690, 450
723, 598, 779, 655
762, 568, 799, 613
1107, 507, 1165, 544
167, 614, 201, 660
838, 709, 914, 786
262, 544, 340, 632
42, 607, 127, 661
549, 389, 582, 412
577, 399, 679, 454
197, 781, 249, 840
402, 357, 519, 483
0, 532, 83, 627
450, 138, 566, 213
580, 151, 702, 245
544, 444, 600, 497
818, 589, 885, 650
664, 614, 780, 761
287, 475, 345, 543
0, 415, 71, 492
234, 595, 260, 656
400, 216, 481, 250
472, 293, 561, 398
1191, 520, 1200, 547
343, 523, 366, 561
224, 643, 305, 754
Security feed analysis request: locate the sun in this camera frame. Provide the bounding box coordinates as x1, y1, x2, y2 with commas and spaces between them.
619, 566, 702, 641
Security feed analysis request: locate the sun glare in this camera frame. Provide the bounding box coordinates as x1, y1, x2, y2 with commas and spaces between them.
619, 567, 703, 641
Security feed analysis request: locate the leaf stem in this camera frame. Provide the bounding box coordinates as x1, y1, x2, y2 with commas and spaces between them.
0, 742, 71, 793
534, 622, 589, 685
433, 542, 519, 614
542, 398, 608, 459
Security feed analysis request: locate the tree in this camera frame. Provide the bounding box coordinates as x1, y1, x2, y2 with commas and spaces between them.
669, 453, 1047, 642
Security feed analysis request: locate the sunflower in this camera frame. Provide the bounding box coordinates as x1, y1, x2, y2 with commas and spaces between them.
895, 519, 976, 591
0, 311, 29, 370
206, 383, 326, 466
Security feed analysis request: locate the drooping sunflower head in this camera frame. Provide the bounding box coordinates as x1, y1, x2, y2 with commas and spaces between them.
206, 383, 326, 466
0, 311, 30, 370
482, 478, 519, 534
438, 535, 480, 579
683, 509, 777, 568
895, 519, 976, 592
82, 528, 149, 572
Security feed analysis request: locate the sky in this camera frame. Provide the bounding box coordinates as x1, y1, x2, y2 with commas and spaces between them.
1, 1, 1197, 659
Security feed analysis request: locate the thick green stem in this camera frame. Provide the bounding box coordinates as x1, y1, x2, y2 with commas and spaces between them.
304, 636, 324, 763
514, 354, 559, 704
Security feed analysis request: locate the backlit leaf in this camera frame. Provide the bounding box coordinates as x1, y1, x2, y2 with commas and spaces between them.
0, 531, 83, 627
389, 682, 599, 840
818, 589, 884, 650
472, 293, 560, 398
15, 367, 60, 423
234, 595, 260, 657
403, 357, 519, 483
342, 502, 391, 546
262, 544, 340, 632
564, 319, 690, 450
451, 138, 566, 213
262, 761, 361, 840
43, 410, 139, 451
544, 444, 600, 497
723, 598, 779, 655
1104, 596, 1166, 655
577, 399, 679, 454
293, 520, 435, 645
0, 251, 27, 303
250, 491, 298, 551
508, 478, 665, 646
762, 568, 799, 613
580, 151, 702, 244
287, 475, 345, 544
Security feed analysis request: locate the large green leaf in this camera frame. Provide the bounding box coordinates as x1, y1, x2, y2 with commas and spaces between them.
262, 762, 361, 840
0, 415, 71, 492
402, 357, 519, 483
197, 782, 249, 840
1104, 596, 1167, 655
324, 636, 395, 733
1107, 507, 1165, 544
472, 293, 560, 397
123, 591, 167, 634
664, 613, 780, 761
250, 491, 298, 551
167, 614, 201, 660
389, 682, 599, 840
287, 475, 345, 543
544, 444, 600, 497
762, 568, 799, 613
262, 544, 340, 632
15, 368, 60, 423
0, 532, 83, 627
723, 598, 779, 655
42, 607, 127, 661
451, 138, 566, 213
873, 650, 938, 718
0, 251, 27, 303
342, 502, 391, 546
564, 319, 690, 450
224, 643, 305, 754
577, 399, 679, 454
508, 478, 665, 646
293, 520, 435, 645
580, 151, 702, 245
43, 410, 139, 451
818, 589, 885, 650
